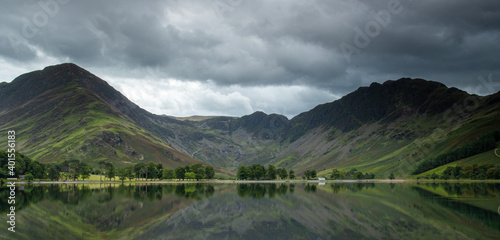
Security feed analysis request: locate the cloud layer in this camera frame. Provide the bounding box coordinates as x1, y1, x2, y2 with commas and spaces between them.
1, 0, 499, 117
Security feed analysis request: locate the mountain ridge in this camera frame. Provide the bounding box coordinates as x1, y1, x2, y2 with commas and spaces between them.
1, 63, 499, 177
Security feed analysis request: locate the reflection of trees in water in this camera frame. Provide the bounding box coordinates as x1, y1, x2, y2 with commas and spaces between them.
304, 183, 317, 193
121, 184, 214, 201
174, 184, 214, 200
413, 184, 500, 230
0, 183, 217, 213
439, 183, 500, 197
237, 183, 292, 198
0, 184, 94, 212
329, 183, 375, 193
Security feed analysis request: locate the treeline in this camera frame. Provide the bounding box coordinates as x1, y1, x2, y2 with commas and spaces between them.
104, 163, 215, 182
421, 164, 500, 180
0, 151, 93, 181
413, 131, 500, 175
237, 164, 295, 180
0, 151, 216, 182
0, 151, 47, 179
330, 168, 376, 180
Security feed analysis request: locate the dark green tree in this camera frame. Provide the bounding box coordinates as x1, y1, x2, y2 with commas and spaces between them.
311, 170, 317, 179
105, 162, 115, 181
118, 167, 128, 183
205, 166, 215, 179
330, 169, 340, 179
175, 166, 186, 180
99, 160, 106, 182
278, 168, 288, 179
47, 164, 61, 181
389, 173, 395, 180
304, 170, 311, 179
251, 164, 265, 180
163, 168, 176, 179
289, 170, 295, 180
156, 163, 163, 180
237, 165, 251, 180
28, 161, 44, 179
267, 165, 277, 180
125, 166, 134, 181
134, 163, 145, 180
147, 162, 157, 181
190, 163, 205, 180
24, 173, 34, 182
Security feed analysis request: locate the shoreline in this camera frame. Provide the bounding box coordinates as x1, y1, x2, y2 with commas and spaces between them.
2, 179, 500, 185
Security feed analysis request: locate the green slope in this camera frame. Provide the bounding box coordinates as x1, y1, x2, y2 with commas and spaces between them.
0, 67, 204, 169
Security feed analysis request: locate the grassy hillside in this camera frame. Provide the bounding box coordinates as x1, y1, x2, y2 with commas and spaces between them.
0, 68, 203, 169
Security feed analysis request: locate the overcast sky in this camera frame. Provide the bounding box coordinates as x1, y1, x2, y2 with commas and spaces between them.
1, 0, 499, 118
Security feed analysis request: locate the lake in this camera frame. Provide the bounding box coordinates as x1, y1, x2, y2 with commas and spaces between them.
1, 182, 499, 239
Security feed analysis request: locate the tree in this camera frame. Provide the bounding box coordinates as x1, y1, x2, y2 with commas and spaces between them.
47, 164, 61, 181
134, 163, 145, 181
237, 165, 251, 180
105, 162, 115, 181
185, 172, 196, 180
175, 166, 186, 180
66, 159, 81, 181
27, 161, 44, 179
304, 170, 311, 180
330, 169, 340, 179
190, 163, 205, 180
118, 167, 127, 183
163, 168, 176, 179
278, 168, 288, 179
251, 164, 265, 180
267, 165, 277, 180
147, 162, 157, 181
24, 173, 34, 182
205, 166, 215, 179
289, 170, 295, 180
80, 162, 91, 181
125, 166, 134, 181
156, 163, 163, 180
311, 170, 317, 179
99, 160, 106, 182
389, 173, 395, 180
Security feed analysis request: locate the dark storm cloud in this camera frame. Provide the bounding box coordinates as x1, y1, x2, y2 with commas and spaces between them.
1, 0, 499, 116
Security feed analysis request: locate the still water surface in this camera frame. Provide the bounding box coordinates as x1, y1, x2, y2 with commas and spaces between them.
1, 182, 499, 240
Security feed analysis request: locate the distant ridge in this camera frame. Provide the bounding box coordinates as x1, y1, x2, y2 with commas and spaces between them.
1, 63, 499, 177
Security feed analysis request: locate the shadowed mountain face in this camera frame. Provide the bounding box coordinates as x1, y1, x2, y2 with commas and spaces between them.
1, 63, 499, 175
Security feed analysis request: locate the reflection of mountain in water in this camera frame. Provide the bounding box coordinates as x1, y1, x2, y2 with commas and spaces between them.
137, 183, 500, 240
1, 183, 499, 240
413, 184, 500, 230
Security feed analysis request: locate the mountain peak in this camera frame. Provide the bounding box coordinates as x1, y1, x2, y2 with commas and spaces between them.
291, 78, 471, 133
41, 62, 89, 77
0, 63, 101, 112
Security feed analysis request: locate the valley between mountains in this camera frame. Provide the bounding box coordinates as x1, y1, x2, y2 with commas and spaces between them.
1, 63, 499, 177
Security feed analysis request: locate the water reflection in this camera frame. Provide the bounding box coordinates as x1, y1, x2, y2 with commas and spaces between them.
0, 182, 498, 240
237, 183, 291, 198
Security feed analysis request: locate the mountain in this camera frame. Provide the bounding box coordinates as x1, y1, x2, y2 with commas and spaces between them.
276, 79, 500, 176
1, 63, 499, 176
0, 63, 206, 170
158, 78, 500, 176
